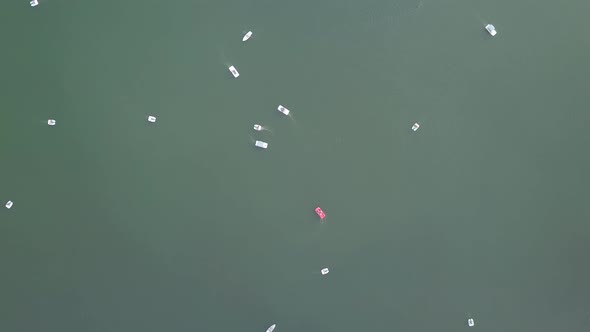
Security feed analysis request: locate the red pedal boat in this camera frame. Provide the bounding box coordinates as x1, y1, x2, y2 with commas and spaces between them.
315, 207, 326, 220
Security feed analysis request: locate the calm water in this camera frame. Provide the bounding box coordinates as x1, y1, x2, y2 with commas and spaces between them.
2, 0, 590, 331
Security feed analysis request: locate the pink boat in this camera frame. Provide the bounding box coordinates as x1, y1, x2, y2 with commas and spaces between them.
315, 207, 326, 220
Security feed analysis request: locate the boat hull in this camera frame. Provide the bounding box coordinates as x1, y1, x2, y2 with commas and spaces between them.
277, 105, 290, 115
315, 207, 326, 219
255, 140, 268, 149
229, 66, 240, 78
485, 24, 497, 36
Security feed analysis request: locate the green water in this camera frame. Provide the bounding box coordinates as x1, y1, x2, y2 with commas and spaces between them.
2, 0, 590, 331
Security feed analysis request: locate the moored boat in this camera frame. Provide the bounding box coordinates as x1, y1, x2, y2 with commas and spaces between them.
253, 124, 262, 131
229, 65, 240, 78
242, 31, 253, 41
30, 0, 38, 7
412, 123, 420, 131
148, 116, 157, 123
315, 207, 326, 220
485, 24, 497, 36
5, 201, 13, 209
47, 119, 56, 126
277, 105, 290, 115
266, 324, 276, 332
321, 268, 329, 275
468, 318, 475, 327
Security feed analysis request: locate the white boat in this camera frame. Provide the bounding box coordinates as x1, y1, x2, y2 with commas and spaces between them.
229, 66, 240, 78
255, 140, 268, 149
47, 119, 56, 126
266, 324, 276, 332
321, 268, 329, 275
468, 318, 475, 327
277, 105, 290, 115
411, 123, 420, 131
253, 124, 262, 131
242, 31, 253, 41
30, 0, 38, 7
5, 201, 13, 209
148, 116, 157, 123
485, 24, 497, 36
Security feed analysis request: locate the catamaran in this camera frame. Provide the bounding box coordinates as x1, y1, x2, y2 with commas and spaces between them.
229, 66, 240, 78
266, 324, 276, 332
485, 24, 497, 36
148, 116, 157, 123
412, 123, 420, 131
277, 105, 290, 115
242, 31, 253, 41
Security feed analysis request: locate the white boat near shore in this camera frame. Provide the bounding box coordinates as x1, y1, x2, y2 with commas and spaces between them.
229, 66, 240, 78
277, 105, 290, 115
242, 31, 253, 41
266, 324, 276, 332
485, 24, 497, 36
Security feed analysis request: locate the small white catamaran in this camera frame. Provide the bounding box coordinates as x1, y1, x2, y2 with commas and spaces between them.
229, 66, 240, 78
266, 324, 276, 332
242, 31, 253, 41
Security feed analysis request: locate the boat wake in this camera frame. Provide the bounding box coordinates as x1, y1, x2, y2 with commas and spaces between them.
259, 126, 272, 133
279, 112, 296, 125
